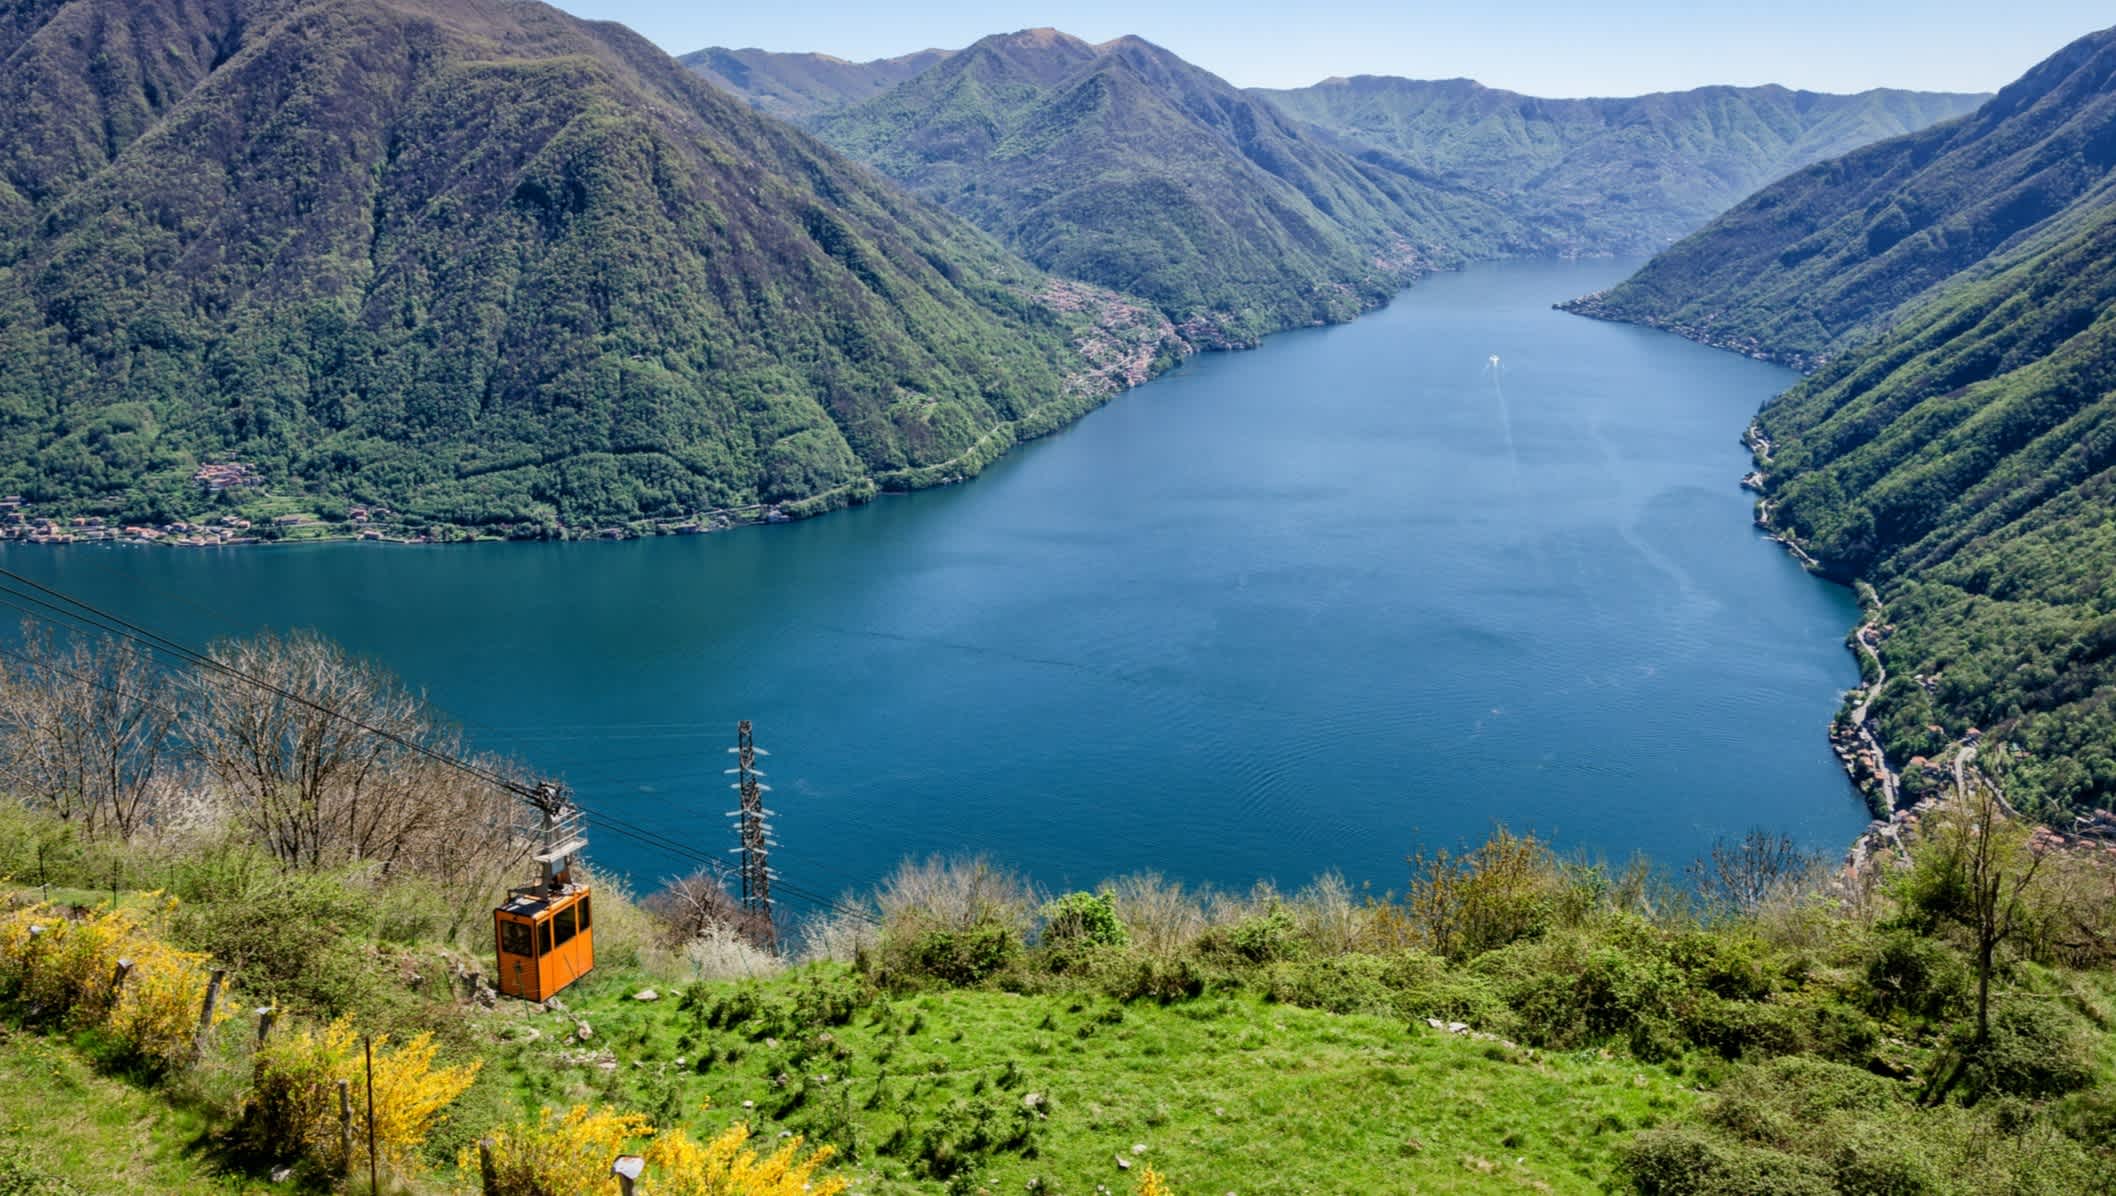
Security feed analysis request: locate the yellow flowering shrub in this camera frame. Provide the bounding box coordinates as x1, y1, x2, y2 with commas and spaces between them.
250, 1017, 480, 1173
645, 1121, 846, 1196
472, 1105, 654, 1196
112, 935, 227, 1067
469, 1106, 848, 1196
0, 900, 225, 1067
1137, 1165, 1173, 1196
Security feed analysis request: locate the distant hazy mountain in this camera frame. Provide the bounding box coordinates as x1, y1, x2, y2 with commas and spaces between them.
1257, 77, 1988, 255
784, 29, 1533, 345
676, 46, 955, 120
1572, 27, 2116, 821
0, 0, 1167, 531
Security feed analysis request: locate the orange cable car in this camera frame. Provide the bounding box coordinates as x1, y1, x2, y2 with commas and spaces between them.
494, 788, 595, 1002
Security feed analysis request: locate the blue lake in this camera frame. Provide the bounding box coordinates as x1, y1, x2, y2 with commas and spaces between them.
0, 258, 1868, 913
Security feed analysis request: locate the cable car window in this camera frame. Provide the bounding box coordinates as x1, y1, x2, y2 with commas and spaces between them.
578, 896, 591, 933
500, 919, 532, 957
540, 918, 553, 956
552, 904, 575, 948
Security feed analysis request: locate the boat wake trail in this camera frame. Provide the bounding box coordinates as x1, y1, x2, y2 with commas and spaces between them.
1485, 354, 1521, 486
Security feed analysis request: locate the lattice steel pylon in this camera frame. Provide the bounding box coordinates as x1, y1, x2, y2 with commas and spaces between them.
726, 720, 777, 947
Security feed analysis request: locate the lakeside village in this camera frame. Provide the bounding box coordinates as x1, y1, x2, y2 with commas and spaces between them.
0, 462, 809, 547
0, 462, 390, 546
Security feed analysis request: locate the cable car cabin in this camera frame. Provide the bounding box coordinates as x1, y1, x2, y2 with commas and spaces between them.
494, 886, 594, 1002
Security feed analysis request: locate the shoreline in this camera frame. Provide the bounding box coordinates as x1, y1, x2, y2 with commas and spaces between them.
0, 266, 1465, 553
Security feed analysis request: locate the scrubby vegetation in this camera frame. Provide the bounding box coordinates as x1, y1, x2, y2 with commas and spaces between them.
0, 629, 2111, 1192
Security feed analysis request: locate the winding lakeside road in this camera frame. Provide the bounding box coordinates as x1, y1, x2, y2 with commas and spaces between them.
1850, 620, 1901, 810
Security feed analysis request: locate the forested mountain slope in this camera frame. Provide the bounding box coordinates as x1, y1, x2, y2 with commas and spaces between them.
0, 0, 1157, 531
675, 45, 954, 120
1570, 28, 2116, 362
1257, 76, 1987, 255
798, 29, 1534, 344
1570, 26, 2116, 822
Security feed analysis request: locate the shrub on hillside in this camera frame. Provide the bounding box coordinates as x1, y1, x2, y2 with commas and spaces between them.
1949, 995, 2097, 1100
165, 857, 379, 1015
1200, 906, 1300, 964
684, 921, 785, 982
470, 1104, 846, 1196
0, 900, 227, 1068
1860, 930, 1970, 1022
1092, 950, 1209, 1004
1040, 891, 1127, 950
872, 857, 1035, 986
1619, 1124, 1835, 1196
907, 925, 1021, 986
245, 1017, 479, 1174
1407, 826, 1578, 960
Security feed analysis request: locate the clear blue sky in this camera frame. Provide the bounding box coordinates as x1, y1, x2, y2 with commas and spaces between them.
553, 0, 2108, 97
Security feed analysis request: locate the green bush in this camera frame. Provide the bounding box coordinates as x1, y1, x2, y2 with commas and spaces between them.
1619, 1125, 1835, 1196
166, 858, 380, 1016
1862, 931, 1970, 1022
907, 926, 1021, 986
1039, 892, 1127, 950
1261, 953, 1401, 1017
1091, 951, 1206, 1004
1215, 907, 1299, 963
1953, 996, 2097, 1100
1681, 994, 1804, 1061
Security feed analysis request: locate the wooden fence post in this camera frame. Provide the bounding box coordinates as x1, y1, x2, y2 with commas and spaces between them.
255, 1006, 275, 1046
108, 958, 133, 1005
612, 1155, 645, 1196
194, 968, 225, 1057
337, 1079, 353, 1175
478, 1139, 499, 1195
364, 1035, 379, 1196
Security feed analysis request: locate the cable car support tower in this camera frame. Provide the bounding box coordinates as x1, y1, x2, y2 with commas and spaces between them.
727, 720, 777, 948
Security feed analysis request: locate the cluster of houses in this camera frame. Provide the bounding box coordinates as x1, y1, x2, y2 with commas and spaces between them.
193, 462, 265, 492
0, 501, 267, 546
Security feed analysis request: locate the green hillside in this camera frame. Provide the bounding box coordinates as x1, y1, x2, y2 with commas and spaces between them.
1257, 76, 1987, 256
1569, 26, 2116, 821
676, 46, 955, 121
1570, 28, 2116, 363
799, 29, 1531, 345
0, 0, 1167, 533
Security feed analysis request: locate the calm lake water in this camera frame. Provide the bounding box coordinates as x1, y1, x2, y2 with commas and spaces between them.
1, 258, 1868, 911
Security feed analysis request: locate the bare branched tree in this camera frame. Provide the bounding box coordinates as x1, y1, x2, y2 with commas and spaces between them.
0, 626, 180, 841
1927, 778, 2049, 1046
1689, 828, 1818, 917
645, 865, 773, 948
186, 630, 471, 870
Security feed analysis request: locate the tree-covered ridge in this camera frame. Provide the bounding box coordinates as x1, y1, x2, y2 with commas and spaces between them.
0, 0, 1163, 531
1256, 75, 1988, 256
797, 29, 1532, 345
676, 46, 956, 121
1570, 25, 2116, 821
1570, 26, 2116, 361
1758, 201, 2116, 821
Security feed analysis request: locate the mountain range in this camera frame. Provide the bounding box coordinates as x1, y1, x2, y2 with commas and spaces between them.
676, 45, 955, 121
0, 0, 1179, 532
801, 29, 1525, 346
1257, 76, 1988, 255
691, 39, 1984, 272
1574, 26, 2116, 821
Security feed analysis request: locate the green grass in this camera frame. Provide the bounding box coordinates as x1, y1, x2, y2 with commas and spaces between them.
0, 1027, 250, 1195
479, 967, 1696, 1194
